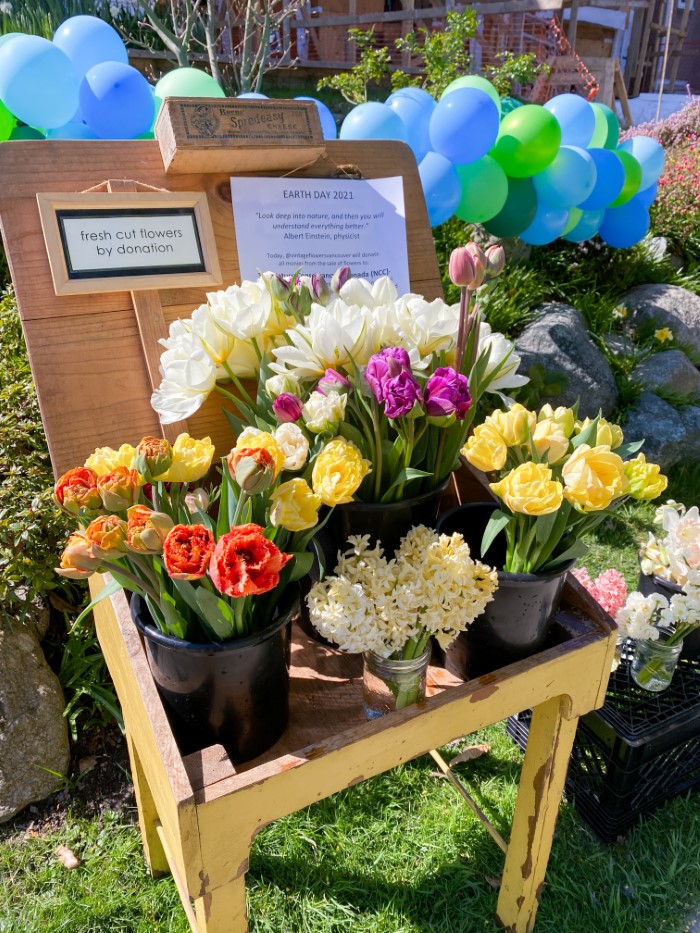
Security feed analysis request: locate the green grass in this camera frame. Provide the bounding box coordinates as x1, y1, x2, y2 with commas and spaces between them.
2, 463, 699, 933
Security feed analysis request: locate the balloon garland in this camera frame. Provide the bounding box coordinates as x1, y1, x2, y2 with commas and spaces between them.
0, 15, 663, 247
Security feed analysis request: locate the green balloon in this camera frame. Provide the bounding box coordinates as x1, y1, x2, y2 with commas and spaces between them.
455, 155, 508, 223
563, 207, 583, 235
9, 125, 44, 140
482, 176, 538, 237
610, 150, 642, 206
588, 104, 608, 148
442, 75, 501, 114
491, 105, 561, 178
155, 67, 226, 100
0, 99, 15, 141
592, 102, 619, 149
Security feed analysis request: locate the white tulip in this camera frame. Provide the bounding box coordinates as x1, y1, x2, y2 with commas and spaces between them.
274, 423, 310, 471
151, 333, 217, 424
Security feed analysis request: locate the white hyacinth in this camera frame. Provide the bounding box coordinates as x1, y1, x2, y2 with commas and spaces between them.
307, 527, 498, 657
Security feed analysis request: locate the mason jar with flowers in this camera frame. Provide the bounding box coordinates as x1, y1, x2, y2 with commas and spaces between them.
616, 573, 700, 691
54, 428, 367, 761
306, 526, 498, 718
441, 407, 669, 663
150, 250, 528, 555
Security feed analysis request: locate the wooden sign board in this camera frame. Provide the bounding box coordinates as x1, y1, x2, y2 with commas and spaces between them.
37, 190, 222, 296
156, 97, 325, 174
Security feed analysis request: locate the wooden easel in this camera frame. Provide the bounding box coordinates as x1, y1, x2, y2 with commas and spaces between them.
0, 124, 616, 933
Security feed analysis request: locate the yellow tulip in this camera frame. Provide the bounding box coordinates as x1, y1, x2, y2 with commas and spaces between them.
490, 462, 563, 516
574, 416, 624, 449
538, 404, 576, 438
624, 454, 668, 500
312, 437, 371, 506
152, 434, 215, 483
562, 444, 628, 512
234, 428, 285, 479
461, 423, 507, 473
486, 403, 536, 447
270, 478, 322, 531
532, 419, 570, 464
85, 443, 136, 476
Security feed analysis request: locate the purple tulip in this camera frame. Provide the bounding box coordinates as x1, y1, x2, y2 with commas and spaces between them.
272, 392, 303, 423
318, 368, 351, 395
424, 367, 472, 421
383, 371, 423, 420
311, 274, 331, 304
365, 347, 412, 403
331, 266, 351, 294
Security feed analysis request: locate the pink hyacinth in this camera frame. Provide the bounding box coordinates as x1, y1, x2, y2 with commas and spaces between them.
573, 566, 628, 619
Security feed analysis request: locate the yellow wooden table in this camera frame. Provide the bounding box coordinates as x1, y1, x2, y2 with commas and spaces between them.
91, 572, 615, 933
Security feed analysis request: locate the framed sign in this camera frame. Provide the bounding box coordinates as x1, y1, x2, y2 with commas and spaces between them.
37, 190, 222, 295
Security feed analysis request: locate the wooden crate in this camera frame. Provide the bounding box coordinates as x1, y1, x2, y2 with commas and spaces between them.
0, 137, 616, 933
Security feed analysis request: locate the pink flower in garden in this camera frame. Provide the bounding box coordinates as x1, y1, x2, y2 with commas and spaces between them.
573, 566, 628, 619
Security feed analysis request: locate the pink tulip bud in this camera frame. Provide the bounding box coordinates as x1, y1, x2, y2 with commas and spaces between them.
470, 255, 486, 290
331, 266, 351, 294
269, 273, 292, 302
311, 274, 331, 304
272, 392, 304, 423
486, 244, 506, 276
465, 242, 488, 267
448, 247, 477, 288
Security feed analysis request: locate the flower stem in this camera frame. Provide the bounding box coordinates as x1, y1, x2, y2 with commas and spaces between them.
456, 287, 470, 374
372, 399, 383, 501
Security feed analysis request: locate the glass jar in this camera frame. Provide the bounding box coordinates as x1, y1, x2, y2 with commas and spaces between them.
631, 637, 684, 693
362, 646, 431, 720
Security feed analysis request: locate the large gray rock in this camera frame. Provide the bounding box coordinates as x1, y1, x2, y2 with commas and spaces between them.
623, 285, 700, 356
633, 350, 700, 397
515, 304, 618, 417
621, 391, 700, 470
0, 625, 70, 823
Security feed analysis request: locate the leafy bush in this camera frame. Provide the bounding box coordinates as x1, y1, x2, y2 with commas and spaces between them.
651, 137, 700, 252
619, 94, 700, 148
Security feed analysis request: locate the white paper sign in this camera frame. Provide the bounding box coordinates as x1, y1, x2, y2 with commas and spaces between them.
58, 209, 205, 278
230, 176, 410, 291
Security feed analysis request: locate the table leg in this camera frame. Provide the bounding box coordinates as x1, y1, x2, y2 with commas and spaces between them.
496, 696, 578, 933
194, 871, 249, 933
126, 733, 169, 877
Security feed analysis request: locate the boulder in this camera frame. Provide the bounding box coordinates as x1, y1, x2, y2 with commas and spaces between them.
622, 285, 700, 356
515, 304, 618, 417
13, 586, 51, 640
632, 350, 700, 397
620, 391, 699, 471
0, 625, 70, 823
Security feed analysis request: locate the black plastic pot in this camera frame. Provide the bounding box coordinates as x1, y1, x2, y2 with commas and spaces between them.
131, 592, 296, 763
638, 565, 700, 661
437, 502, 574, 676
298, 480, 449, 645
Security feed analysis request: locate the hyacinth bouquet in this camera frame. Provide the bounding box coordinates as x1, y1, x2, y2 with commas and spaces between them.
307, 526, 498, 709
53, 430, 364, 642
462, 407, 669, 574
151, 246, 528, 505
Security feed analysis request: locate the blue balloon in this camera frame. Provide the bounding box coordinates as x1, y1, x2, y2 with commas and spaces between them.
80, 62, 155, 139
533, 145, 597, 208
53, 15, 128, 78
418, 151, 461, 227
577, 148, 626, 211
46, 120, 98, 139
295, 96, 337, 139
0, 33, 22, 49
0, 35, 79, 128
390, 87, 436, 109
599, 198, 650, 249
386, 91, 433, 163
562, 208, 606, 242
519, 204, 570, 245
237, 92, 268, 99
340, 102, 408, 142
618, 136, 665, 191
544, 94, 596, 148
635, 182, 658, 208
428, 87, 499, 165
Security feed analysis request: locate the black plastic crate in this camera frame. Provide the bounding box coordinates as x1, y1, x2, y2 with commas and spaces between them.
507, 641, 700, 842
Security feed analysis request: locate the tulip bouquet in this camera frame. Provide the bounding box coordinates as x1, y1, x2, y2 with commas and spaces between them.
461, 406, 669, 574
639, 500, 700, 587
151, 249, 528, 504
54, 429, 365, 642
